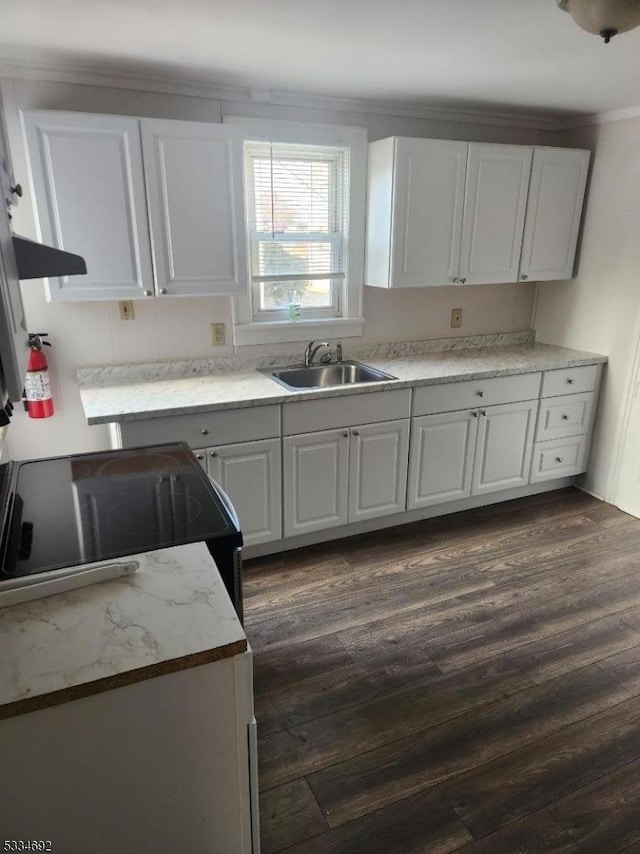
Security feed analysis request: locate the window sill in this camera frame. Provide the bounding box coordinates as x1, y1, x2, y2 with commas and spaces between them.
232, 317, 364, 346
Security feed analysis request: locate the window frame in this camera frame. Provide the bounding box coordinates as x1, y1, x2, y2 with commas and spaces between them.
223, 116, 367, 345
245, 142, 346, 321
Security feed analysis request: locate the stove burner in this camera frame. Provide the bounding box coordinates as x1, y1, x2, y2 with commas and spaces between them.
105, 492, 203, 535
97, 453, 183, 478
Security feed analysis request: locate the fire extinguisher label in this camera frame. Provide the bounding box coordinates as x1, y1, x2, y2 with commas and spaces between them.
25, 370, 51, 401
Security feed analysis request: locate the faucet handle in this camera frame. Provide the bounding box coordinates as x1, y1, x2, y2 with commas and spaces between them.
336, 341, 343, 362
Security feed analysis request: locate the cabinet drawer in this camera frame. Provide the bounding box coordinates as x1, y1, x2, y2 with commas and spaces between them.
118, 404, 281, 448
412, 372, 541, 416
536, 392, 594, 442
541, 364, 599, 397
530, 436, 588, 483
282, 389, 411, 436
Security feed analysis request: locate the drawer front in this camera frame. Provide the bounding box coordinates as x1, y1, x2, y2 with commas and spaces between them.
536, 392, 594, 442
412, 372, 541, 417
541, 364, 599, 398
118, 404, 281, 448
282, 389, 411, 436
530, 436, 588, 483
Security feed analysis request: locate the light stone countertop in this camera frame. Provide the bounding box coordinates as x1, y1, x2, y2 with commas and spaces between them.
0, 542, 246, 719
78, 338, 608, 425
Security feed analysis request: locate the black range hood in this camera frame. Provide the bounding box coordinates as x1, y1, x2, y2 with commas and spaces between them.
11, 235, 87, 280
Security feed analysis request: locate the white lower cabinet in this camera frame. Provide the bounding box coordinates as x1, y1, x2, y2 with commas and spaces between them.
408, 410, 478, 509
195, 439, 282, 547
348, 420, 410, 522
283, 428, 350, 537
283, 420, 409, 537
408, 400, 538, 509
472, 400, 538, 495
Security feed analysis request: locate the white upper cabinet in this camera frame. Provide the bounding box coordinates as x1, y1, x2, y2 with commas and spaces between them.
22, 110, 249, 302
366, 137, 467, 287
459, 144, 533, 285
22, 110, 154, 301
519, 147, 590, 282
365, 137, 589, 288
141, 119, 247, 297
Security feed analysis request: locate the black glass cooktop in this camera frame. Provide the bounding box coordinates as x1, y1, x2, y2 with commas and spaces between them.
0, 443, 237, 579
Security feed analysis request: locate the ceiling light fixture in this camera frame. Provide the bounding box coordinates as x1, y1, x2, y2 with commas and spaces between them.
558, 0, 640, 42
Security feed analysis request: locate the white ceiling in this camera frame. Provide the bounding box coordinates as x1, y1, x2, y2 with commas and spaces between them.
1, 0, 640, 120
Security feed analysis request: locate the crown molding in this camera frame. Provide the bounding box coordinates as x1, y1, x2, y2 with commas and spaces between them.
560, 103, 640, 129
0, 56, 568, 131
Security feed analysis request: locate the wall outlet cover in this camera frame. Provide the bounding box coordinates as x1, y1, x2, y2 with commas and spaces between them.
118, 300, 134, 321
211, 323, 226, 346
451, 308, 463, 329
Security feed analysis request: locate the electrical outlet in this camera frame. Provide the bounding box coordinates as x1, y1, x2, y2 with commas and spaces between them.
451, 308, 463, 329
211, 323, 226, 346
118, 300, 134, 321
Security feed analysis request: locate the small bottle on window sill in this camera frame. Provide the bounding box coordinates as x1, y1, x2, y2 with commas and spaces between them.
288, 291, 301, 321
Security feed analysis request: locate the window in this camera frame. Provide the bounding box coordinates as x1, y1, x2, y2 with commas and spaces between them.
245, 141, 348, 321
226, 117, 366, 345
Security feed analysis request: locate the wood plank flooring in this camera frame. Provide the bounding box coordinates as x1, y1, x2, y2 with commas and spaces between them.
243, 488, 640, 853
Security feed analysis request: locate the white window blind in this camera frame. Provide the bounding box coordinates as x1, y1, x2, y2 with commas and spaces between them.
244, 141, 349, 319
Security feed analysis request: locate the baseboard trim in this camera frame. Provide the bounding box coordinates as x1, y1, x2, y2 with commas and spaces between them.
243, 477, 576, 560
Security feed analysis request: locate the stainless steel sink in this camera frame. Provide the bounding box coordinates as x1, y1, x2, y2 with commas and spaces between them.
263, 360, 396, 391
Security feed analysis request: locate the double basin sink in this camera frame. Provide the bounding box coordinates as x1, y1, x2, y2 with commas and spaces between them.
263, 360, 396, 391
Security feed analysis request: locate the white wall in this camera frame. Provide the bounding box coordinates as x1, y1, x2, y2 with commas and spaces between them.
534, 116, 640, 501
2, 75, 557, 460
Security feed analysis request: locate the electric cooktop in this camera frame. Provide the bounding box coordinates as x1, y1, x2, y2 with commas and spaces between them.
0, 443, 238, 580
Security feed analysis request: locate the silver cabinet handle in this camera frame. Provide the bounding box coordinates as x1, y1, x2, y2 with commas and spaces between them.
567, 378, 575, 385
352, 429, 360, 436
144, 289, 153, 296
555, 456, 564, 463
343, 431, 349, 438
471, 411, 478, 418
201, 428, 209, 435
159, 288, 168, 295
480, 410, 487, 417
195, 453, 203, 460
452, 277, 458, 283
459, 277, 467, 284
210, 450, 218, 457
521, 274, 528, 281
562, 414, 569, 421
477, 391, 485, 398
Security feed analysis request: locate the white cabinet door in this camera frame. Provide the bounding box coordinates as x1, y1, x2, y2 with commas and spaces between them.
407, 410, 478, 509
472, 400, 537, 495
348, 419, 410, 522
208, 438, 281, 546
388, 138, 467, 287
22, 110, 154, 301
141, 119, 248, 297
459, 144, 533, 285
519, 147, 590, 282
283, 429, 349, 537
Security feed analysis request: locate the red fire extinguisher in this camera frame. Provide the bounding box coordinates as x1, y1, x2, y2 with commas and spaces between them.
24, 333, 54, 419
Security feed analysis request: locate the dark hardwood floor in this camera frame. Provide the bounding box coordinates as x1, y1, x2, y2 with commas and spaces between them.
243, 488, 640, 853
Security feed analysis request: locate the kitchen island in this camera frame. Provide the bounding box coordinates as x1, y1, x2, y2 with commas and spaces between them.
0, 542, 258, 854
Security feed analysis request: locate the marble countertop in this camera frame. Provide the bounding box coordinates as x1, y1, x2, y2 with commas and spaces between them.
78, 338, 608, 425
0, 543, 247, 720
